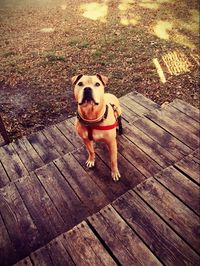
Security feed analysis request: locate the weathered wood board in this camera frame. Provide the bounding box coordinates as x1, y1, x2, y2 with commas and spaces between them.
113, 190, 199, 265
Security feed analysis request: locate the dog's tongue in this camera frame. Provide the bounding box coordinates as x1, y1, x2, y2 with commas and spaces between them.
79, 99, 99, 105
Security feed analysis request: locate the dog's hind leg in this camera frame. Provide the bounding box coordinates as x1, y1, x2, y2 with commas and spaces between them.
117, 115, 123, 135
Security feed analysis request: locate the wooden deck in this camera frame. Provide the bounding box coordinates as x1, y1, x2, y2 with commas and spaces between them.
0, 91, 199, 265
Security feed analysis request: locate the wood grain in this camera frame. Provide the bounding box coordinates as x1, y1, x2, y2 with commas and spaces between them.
12, 137, 44, 172
170, 99, 200, 122
135, 178, 200, 252
0, 162, 10, 188
175, 156, 200, 184
27, 131, 60, 163
155, 166, 200, 215
16, 173, 66, 244
61, 221, 115, 266
134, 116, 192, 159
113, 190, 199, 265
0, 182, 40, 258
88, 205, 161, 265
35, 162, 88, 227
0, 144, 29, 181
54, 154, 109, 213
146, 109, 199, 150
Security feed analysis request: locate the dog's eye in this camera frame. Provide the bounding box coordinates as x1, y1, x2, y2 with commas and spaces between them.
95, 82, 100, 87
78, 82, 83, 86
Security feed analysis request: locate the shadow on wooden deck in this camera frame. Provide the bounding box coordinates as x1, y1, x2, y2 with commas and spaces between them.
0, 91, 199, 265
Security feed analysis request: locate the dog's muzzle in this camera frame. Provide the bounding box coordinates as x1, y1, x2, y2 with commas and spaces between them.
79, 87, 99, 105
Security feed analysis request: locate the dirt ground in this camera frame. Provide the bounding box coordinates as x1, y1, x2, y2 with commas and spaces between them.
0, 0, 199, 140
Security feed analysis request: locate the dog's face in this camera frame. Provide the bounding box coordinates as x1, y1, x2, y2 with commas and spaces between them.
72, 74, 108, 106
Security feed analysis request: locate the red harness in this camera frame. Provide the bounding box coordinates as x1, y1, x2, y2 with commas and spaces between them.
87, 121, 118, 140
77, 104, 119, 140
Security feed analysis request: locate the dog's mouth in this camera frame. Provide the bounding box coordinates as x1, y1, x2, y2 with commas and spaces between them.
79, 87, 99, 105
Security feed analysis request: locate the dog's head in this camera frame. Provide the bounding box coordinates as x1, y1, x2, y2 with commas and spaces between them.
71, 74, 108, 106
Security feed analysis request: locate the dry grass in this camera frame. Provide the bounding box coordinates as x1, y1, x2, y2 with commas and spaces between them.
0, 0, 199, 139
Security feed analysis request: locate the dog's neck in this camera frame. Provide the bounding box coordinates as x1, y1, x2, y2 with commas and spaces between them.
78, 99, 106, 121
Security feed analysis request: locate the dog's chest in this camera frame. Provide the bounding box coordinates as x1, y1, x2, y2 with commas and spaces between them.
92, 131, 105, 140
81, 128, 110, 141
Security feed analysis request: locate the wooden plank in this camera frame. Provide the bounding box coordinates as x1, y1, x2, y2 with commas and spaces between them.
88, 205, 161, 265
160, 105, 200, 137
35, 162, 88, 227
56, 120, 83, 148
16, 173, 66, 244
13, 257, 33, 266
113, 190, 199, 265
175, 156, 200, 184
135, 178, 200, 252
120, 102, 139, 123
0, 182, 40, 258
190, 149, 200, 164
166, 105, 200, 130
95, 141, 146, 188
46, 238, 75, 266
0, 162, 10, 188
128, 91, 160, 111
27, 131, 60, 164
0, 144, 29, 181
11, 137, 44, 172
76, 222, 116, 266
117, 136, 162, 177
89, 211, 134, 265
42, 125, 75, 155
192, 148, 200, 160
31, 246, 54, 266
0, 214, 17, 266
189, 153, 200, 164
117, 151, 146, 188
120, 96, 149, 116
124, 123, 177, 168
72, 147, 127, 201
68, 117, 76, 125
54, 154, 109, 213
61, 221, 115, 266
170, 99, 200, 122
146, 109, 199, 150
134, 116, 192, 159
155, 166, 200, 215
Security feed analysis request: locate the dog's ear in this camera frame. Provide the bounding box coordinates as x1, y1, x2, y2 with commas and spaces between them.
96, 74, 108, 86
71, 74, 83, 85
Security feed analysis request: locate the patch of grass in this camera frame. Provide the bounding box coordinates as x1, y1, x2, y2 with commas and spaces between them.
77, 41, 90, 49
3, 51, 15, 57
15, 66, 25, 74
111, 70, 125, 79
68, 38, 80, 46
107, 53, 115, 62
68, 38, 90, 49
101, 34, 126, 46
70, 64, 79, 73
91, 50, 103, 60
9, 61, 17, 67
44, 51, 65, 62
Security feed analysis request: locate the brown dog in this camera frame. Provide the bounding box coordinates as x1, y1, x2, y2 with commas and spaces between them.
72, 74, 123, 181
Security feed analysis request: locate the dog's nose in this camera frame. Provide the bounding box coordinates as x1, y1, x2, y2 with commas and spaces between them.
84, 87, 92, 94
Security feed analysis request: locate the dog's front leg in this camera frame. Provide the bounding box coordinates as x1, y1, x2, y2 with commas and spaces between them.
108, 139, 121, 181
83, 139, 95, 168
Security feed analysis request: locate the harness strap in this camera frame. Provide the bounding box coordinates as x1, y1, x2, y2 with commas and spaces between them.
87, 121, 118, 141
77, 105, 109, 127
78, 103, 119, 141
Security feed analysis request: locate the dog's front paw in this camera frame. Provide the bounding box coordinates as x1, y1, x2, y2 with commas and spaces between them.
111, 170, 121, 182
86, 159, 95, 168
